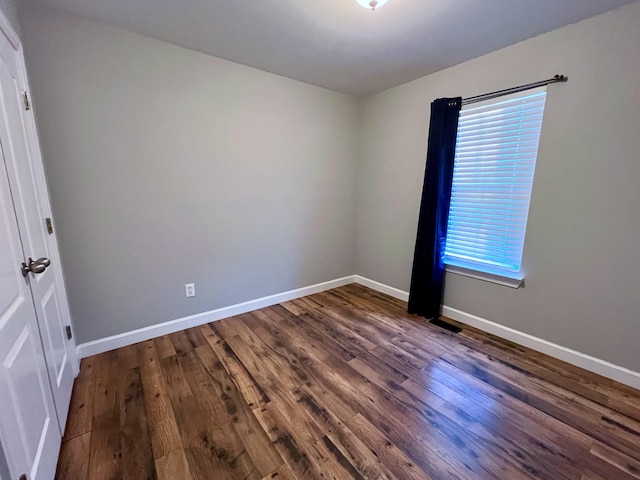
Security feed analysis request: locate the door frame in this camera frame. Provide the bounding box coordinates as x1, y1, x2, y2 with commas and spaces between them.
0, 8, 80, 379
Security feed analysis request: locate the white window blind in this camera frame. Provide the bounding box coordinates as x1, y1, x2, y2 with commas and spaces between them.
444, 87, 547, 279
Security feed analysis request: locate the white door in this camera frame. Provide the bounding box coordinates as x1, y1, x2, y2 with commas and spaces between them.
0, 19, 77, 432
0, 117, 59, 480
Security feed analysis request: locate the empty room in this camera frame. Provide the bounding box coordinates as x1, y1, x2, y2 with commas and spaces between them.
0, 0, 639, 479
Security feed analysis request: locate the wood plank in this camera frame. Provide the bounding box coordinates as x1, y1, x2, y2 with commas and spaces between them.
120, 367, 156, 479
175, 349, 230, 424
312, 299, 399, 345
89, 350, 126, 479
305, 435, 366, 480
155, 448, 193, 480
76, 356, 97, 383
370, 341, 429, 372
279, 312, 355, 363
201, 323, 270, 409
161, 353, 259, 479
184, 427, 259, 480
292, 384, 398, 480
56, 433, 91, 480
262, 464, 297, 480
242, 312, 359, 422
93, 366, 122, 418
194, 344, 284, 476
581, 470, 606, 480
63, 377, 95, 440
280, 300, 306, 316
587, 441, 640, 480
169, 330, 195, 355
120, 344, 140, 370
184, 327, 207, 348
219, 321, 313, 399
89, 400, 122, 480
296, 307, 379, 354
606, 394, 640, 423
159, 355, 206, 446
93, 349, 120, 380
252, 401, 325, 480
345, 414, 433, 480
137, 341, 182, 459
154, 335, 176, 359
292, 296, 324, 311
236, 311, 266, 331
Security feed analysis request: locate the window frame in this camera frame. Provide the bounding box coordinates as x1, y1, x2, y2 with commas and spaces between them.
444, 87, 548, 287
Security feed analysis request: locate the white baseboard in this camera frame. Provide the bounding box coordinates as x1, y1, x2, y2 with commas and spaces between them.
76, 272, 640, 390
353, 275, 409, 302
76, 275, 356, 358
354, 276, 640, 390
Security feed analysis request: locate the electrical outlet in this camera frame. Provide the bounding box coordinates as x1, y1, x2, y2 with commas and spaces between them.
185, 283, 195, 298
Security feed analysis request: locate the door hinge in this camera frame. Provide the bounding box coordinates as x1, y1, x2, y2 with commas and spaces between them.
45, 217, 54, 235
66, 325, 73, 340
23, 91, 31, 110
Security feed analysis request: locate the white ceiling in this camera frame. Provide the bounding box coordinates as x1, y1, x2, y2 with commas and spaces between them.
29, 0, 636, 97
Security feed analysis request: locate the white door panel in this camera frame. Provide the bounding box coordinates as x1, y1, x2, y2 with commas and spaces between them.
0, 57, 48, 262
39, 286, 69, 386
0, 129, 59, 480
2, 326, 58, 479
0, 23, 77, 433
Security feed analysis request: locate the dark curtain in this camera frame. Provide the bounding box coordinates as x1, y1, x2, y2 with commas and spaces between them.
408, 97, 461, 318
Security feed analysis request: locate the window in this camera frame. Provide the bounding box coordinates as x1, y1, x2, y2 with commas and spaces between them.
444, 87, 547, 283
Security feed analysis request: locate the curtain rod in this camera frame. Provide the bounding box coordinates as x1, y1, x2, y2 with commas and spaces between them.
462, 74, 568, 106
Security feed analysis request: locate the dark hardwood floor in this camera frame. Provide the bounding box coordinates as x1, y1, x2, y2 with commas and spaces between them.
56, 284, 640, 479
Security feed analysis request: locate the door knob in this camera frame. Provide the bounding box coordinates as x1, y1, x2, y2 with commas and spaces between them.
21, 257, 51, 277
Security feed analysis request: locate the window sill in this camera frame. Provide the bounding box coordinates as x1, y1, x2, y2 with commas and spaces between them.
445, 264, 524, 289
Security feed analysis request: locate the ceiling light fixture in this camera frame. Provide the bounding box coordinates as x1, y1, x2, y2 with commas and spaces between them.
356, 0, 389, 11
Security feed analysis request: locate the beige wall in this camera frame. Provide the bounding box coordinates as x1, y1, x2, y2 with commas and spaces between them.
356, 3, 640, 371
18, 2, 359, 343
